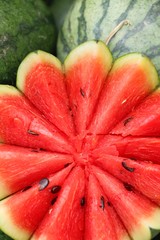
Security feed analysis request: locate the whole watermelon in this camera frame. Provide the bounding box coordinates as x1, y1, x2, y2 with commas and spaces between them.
0, 0, 56, 85
57, 0, 160, 74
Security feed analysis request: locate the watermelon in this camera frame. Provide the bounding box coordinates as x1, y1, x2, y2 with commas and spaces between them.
0, 0, 56, 85
0, 40, 160, 240
57, 0, 160, 75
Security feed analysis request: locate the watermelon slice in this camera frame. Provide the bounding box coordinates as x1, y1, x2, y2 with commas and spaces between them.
85, 173, 130, 240
0, 85, 74, 153
0, 40, 160, 240
88, 53, 159, 135
93, 134, 160, 164
94, 154, 160, 205
17, 50, 75, 137
0, 166, 72, 240
32, 166, 85, 240
92, 166, 160, 240
0, 143, 73, 199
112, 87, 160, 136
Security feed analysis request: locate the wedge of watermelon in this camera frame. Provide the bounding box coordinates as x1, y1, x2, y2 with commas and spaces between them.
0, 85, 74, 153
92, 166, 160, 240
88, 53, 159, 135
85, 173, 130, 240
0, 165, 72, 240
17, 51, 75, 137
32, 166, 85, 240
0, 143, 73, 199
94, 154, 160, 205
0, 40, 160, 240
112, 87, 160, 136
93, 134, 160, 164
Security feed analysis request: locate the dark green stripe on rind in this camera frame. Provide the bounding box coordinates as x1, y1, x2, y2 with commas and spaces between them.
112, 0, 160, 54
115, 0, 136, 25
0, 231, 13, 240
58, 0, 160, 74
77, 0, 87, 44
93, 0, 110, 39
0, 0, 56, 85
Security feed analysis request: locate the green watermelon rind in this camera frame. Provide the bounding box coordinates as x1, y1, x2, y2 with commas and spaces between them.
57, 0, 160, 75
0, 0, 56, 85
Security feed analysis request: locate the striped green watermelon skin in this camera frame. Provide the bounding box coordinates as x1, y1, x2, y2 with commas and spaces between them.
57, 0, 160, 75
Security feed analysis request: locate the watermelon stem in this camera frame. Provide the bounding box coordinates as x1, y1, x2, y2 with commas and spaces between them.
105, 19, 131, 45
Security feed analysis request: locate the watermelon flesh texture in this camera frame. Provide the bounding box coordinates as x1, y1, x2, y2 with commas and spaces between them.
0, 166, 72, 240
94, 154, 160, 205
94, 134, 160, 164
88, 53, 159, 135
0, 85, 74, 154
32, 166, 85, 240
93, 166, 160, 240
112, 87, 160, 137
0, 143, 73, 200
17, 51, 76, 137
85, 173, 130, 240
0, 40, 160, 239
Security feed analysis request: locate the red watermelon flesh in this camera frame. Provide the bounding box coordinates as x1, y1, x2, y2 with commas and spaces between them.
112, 87, 160, 137
94, 154, 160, 205
0, 143, 73, 200
32, 166, 85, 240
0, 85, 74, 153
0, 166, 72, 240
88, 53, 158, 135
93, 134, 160, 164
0, 40, 160, 239
17, 51, 76, 137
85, 173, 130, 240
64, 41, 113, 137
93, 166, 160, 240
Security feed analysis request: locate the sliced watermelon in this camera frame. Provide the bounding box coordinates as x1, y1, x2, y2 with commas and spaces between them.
0, 166, 72, 240
112, 87, 160, 137
88, 53, 159, 135
0, 85, 73, 153
93, 166, 160, 240
32, 166, 85, 240
85, 173, 130, 240
64, 40, 113, 137
0, 143, 73, 199
1, 40, 160, 240
93, 134, 160, 164
94, 154, 160, 205
17, 50, 75, 137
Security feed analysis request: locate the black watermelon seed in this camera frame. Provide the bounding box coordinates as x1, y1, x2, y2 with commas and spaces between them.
21, 186, 32, 192
39, 178, 49, 191
51, 196, 58, 205
122, 161, 135, 172
100, 196, 105, 211
80, 197, 85, 206
107, 201, 112, 207
80, 88, 85, 97
124, 182, 134, 191
64, 162, 72, 168
123, 117, 133, 126
27, 129, 39, 136
51, 185, 61, 194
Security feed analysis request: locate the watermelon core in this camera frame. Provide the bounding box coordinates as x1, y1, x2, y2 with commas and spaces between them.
0, 40, 160, 240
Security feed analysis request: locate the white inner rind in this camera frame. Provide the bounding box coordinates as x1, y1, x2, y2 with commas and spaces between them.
0, 85, 21, 96
0, 203, 30, 240
111, 53, 159, 89
130, 208, 160, 240
64, 40, 113, 73
16, 50, 63, 92
0, 179, 10, 200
